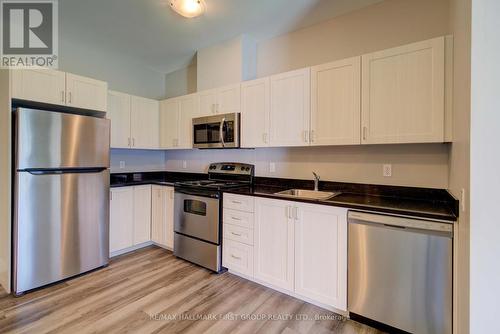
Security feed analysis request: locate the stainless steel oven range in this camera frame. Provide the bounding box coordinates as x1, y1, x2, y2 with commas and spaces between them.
173, 162, 254, 272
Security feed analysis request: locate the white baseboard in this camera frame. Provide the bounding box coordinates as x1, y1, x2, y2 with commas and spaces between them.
110, 241, 154, 258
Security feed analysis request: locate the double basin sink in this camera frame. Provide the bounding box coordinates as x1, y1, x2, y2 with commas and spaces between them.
273, 189, 341, 201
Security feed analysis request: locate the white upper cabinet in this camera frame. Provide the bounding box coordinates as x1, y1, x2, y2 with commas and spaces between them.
216, 83, 241, 114
198, 84, 241, 116
11, 69, 66, 106
361, 37, 445, 144
254, 197, 295, 292
178, 94, 200, 149
241, 78, 270, 148
269, 68, 311, 147
107, 91, 131, 149
130, 96, 160, 149
294, 203, 348, 311
198, 89, 217, 116
65, 73, 108, 112
160, 98, 180, 149
11, 69, 108, 112
311, 57, 361, 146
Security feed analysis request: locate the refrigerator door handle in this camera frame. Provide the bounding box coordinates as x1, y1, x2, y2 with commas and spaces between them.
26, 168, 108, 175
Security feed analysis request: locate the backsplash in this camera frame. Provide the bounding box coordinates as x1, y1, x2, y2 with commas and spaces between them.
163, 144, 450, 189
110, 149, 166, 173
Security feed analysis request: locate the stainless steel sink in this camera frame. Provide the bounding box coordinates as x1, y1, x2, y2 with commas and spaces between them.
274, 189, 341, 201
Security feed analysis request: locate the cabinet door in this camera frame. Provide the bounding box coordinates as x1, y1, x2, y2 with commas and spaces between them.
361, 37, 445, 144
151, 186, 166, 246
254, 198, 294, 292
130, 96, 160, 149
107, 91, 131, 148
160, 99, 180, 149
165, 187, 175, 249
294, 203, 347, 311
241, 78, 270, 148
65, 73, 108, 112
216, 83, 241, 114
11, 69, 66, 106
311, 57, 361, 146
133, 185, 152, 245
151, 186, 174, 248
178, 94, 200, 149
110, 187, 134, 253
198, 89, 217, 116
270, 68, 311, 147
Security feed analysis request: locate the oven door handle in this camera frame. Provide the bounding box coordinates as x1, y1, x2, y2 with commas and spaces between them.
175, 187, 220, 199
219, 117, 226, 148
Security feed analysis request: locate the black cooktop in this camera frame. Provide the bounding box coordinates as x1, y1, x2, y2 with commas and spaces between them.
175, 179, 251, 190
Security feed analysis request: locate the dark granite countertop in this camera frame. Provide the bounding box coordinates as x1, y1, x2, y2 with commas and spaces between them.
110, 172, 458, 222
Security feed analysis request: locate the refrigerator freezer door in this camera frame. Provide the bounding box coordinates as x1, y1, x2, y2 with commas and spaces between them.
16, 108, 110, 170
13, 170, 110, 294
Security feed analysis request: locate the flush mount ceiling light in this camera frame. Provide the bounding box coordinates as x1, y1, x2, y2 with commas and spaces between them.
170, 0, 206, 18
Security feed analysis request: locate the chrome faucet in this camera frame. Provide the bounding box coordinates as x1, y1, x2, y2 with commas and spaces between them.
312, 172, 320, 191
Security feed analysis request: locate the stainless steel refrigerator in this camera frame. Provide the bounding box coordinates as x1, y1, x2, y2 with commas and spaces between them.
13, 108, 110, 295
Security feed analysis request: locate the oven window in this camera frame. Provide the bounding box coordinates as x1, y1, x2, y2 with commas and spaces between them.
184, 199, 207, 216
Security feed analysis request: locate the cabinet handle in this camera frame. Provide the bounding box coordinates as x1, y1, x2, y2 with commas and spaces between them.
231, 232, 242, 237
132, 138, 135, 147
231, 200, 242, 204
310, 130, 315, 143
231, 254, 242, 260
231, 216, 242, 221
363, 126, 368, 141
286, 206, 293, 219
303, 130, 309, 143
293, 206, 298, 220
61, 91, 65, 103
68, 92, 72, 104
262, 133, 268, 144
128, 138, 131, 147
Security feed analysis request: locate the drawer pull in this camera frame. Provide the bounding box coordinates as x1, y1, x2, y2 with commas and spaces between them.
231, 254, 242, 260
231, 200, 242, 204
231, 232, 242, 237
231, 216, 242, 221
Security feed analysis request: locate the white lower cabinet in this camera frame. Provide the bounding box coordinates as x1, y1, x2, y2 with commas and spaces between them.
224, 195, 348, 312
151, 185, 175, 249
110, 185, 152, 255
294, 203, 347, 311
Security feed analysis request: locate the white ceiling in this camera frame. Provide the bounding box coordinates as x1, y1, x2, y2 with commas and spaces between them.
60, 0, 383, 74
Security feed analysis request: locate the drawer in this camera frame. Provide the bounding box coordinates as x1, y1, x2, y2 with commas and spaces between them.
224, 194, 254, 213
223, 208, 254, 229
224, 223, 254, 245
223, 239, 254, 277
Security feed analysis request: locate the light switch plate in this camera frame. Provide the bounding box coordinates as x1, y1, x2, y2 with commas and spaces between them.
182, 160, 187, 169
383, 164, 392, 177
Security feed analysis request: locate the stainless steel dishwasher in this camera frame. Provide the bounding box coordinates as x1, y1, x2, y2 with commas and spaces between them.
348, 211, 452, 334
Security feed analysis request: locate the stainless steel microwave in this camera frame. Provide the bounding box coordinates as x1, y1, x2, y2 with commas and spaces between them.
192, 113, 240, 149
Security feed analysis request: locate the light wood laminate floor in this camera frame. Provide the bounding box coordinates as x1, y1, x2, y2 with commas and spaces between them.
0, 246, 384, 334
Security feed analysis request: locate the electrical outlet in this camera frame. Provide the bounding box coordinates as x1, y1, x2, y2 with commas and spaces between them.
383, 164, 392, 177
182, 160, 187, 169
269, 162, 276, 173
119, 161, 125, 169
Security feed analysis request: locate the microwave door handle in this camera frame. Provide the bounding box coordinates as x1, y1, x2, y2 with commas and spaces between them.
219, 117, 226, 148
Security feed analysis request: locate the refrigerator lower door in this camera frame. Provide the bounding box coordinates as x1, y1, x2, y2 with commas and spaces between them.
13, 170, 110, 294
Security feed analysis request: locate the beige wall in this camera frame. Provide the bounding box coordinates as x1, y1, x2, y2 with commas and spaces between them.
257, 0, 450, 77
0, 70, 11, 292
163, 0, 452, 189
165, 64, 197, 99
165, 144, 450, 188
448, 0, 471, 332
